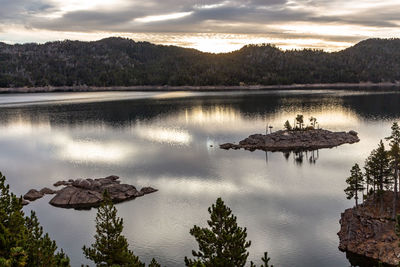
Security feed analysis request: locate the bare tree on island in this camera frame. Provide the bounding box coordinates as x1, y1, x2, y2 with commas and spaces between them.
309, 116, 317, 128
295, 114, 304, 130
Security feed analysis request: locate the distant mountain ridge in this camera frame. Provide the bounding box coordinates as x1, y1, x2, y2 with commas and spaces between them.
1, 37, 400, 88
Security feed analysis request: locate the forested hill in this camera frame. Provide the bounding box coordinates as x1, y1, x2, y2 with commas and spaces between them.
1, 37, 400, 87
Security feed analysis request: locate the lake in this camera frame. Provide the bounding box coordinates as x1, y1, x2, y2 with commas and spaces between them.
0, 89, 398, 266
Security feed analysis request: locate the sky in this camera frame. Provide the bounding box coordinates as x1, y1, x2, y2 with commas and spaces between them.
0, 0, 400, 53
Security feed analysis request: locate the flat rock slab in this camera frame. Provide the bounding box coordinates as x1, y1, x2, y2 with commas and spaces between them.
220, 129, 360, 152
24, 176, 157, 209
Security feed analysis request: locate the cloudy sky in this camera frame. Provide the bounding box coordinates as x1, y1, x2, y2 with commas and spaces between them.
0, 0, 399, 53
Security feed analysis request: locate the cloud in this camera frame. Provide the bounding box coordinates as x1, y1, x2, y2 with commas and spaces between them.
0, 0, 53, 21
0, 0, 400, 52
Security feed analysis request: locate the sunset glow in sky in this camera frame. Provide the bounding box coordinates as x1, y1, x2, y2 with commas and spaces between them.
1, 0, 400, 53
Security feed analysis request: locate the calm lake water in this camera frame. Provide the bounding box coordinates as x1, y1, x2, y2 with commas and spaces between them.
0, 89, 399, 266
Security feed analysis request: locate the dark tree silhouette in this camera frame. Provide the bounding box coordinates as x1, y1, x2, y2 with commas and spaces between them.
185, 198, 272, 267
0, 172, 69, 267
386, 122, 400, 219
344, 163, 365, 208
82, 191, 143, 267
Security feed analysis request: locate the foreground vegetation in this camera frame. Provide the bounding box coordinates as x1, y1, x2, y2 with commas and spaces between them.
0, 173, 272, 266
1, 38, 400, 87
0, 173, 69, 266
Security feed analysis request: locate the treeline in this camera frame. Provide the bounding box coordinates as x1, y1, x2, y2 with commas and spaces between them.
1, 37, 400, 87
0, 172, 272, 267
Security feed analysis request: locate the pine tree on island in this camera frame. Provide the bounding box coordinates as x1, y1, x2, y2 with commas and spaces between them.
284, 120, 292, 131
295, 114, 304, 130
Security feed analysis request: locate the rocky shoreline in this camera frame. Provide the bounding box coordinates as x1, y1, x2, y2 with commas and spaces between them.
1, 82, 400, 94
220, 129, 360, 152
338, 192, 400, 266
23, 175, 157, 209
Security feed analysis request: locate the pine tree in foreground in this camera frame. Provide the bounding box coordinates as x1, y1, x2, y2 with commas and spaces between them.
185, 197, 272, 267
250, 252, 274, 267
83, 191, 144, 267
0, 172, 70, 267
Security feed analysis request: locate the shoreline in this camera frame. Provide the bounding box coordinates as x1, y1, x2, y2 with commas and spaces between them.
1, 82, 400, 94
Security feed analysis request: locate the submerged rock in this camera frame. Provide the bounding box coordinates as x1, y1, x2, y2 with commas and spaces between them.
220, 129, 360, 152
338, 191, 400, 266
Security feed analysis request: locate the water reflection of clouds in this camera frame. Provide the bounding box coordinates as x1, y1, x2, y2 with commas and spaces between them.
134, 126, 192, 146
52, 135, 135, 164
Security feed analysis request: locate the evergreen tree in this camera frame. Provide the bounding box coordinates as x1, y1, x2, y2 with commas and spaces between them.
0, 172, 69, 266
386, 122, 400, 145
386, 122, 400, 219
184, 198, 251, 266
25, 211, 69, 267
250, 252, 274, 267
0, 173, 26, 264
364, 155, 374, 198
148, 258, 161, 267
83, 191, 143, 267
388, 143, 400, 219
344, 164, 365, 207
368, 141, 391, 210
284, 120, 292, 131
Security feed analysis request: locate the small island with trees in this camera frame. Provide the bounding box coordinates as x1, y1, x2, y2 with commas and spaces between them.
338, 122, 400, 266
220, 115, 360, 152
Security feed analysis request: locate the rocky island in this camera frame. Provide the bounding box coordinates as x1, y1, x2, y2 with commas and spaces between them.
220, 129, 360, 152
338, 192, 400, 266
23, 175, 157, 209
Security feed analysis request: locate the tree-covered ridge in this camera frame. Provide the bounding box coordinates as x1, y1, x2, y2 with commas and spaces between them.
1, 38, 400, 87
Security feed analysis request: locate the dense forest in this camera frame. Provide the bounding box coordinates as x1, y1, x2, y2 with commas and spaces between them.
1, 37, 400, 87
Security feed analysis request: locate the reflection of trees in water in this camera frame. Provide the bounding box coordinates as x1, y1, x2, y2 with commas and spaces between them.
280, 150, 319, 165
1, 91, 400, 127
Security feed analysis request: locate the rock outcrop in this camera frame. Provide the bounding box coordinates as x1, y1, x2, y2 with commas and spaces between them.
24, 187, 58, 201
24, 176, 157, 209
23, 189, 44, 201
338, 192, 400, 266
220, 129, 359, 152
